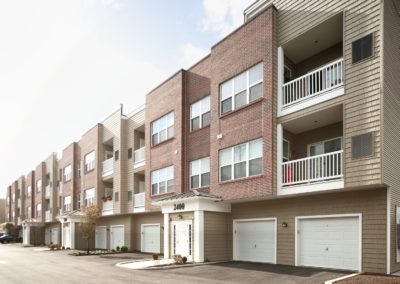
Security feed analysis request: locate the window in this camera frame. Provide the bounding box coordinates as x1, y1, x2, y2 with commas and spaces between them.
219, 138, 263, 182
151, 166, 174, 195
114, 192, 119, 202
220, 63, 263, 115
352, 33, 373, 64
84, 188, 95, 207
283, 139, 290, 162
77, 161, 81, 178
63, 165, 72, 182
151, 112, 174, 146
190, 157, 210, 189
114, 150, 119, 161
64, 196, 71, 212
27, 186, 31, 198
127, 191, 133, 201
12, 193, 15, 202
36, 179, 42, 192
128, 148, 132, 159
190, 96, 211, 131
36, 203, 41, 217
27, 207, 31, 218
352, 132, 374, 159
76, 193, 81, 210
85, 151, 95, 172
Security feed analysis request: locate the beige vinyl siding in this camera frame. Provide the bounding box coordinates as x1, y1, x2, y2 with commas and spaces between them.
382, 0, 400, 273
231, 189, 387, 274
96, 215, 133, 250
271, 0, 383, 187
133, 212, 163, 252
204, 212, 232, 261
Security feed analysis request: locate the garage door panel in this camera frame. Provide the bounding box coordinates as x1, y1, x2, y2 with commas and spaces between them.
142, 224, 160, 253
95, 227, 107, 249
298, 216, 360, 271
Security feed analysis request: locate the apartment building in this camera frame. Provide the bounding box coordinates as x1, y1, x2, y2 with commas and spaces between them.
0, 199, 5, 223
4, 0, 400, 275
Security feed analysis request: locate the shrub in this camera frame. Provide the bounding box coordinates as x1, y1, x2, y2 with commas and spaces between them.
152, 253, 159, 260
111, 249, 116, 252
62, 246, 65, 250
116, 246, 120, 252
182, 256, 187, 264
121, 246, 128, 253
173, 255, 183, 264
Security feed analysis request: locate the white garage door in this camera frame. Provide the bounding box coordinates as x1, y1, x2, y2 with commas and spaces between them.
95, 226, 107, 249
63, 226, 71, 248
141, 224, 160, 253
297, 216, 360, 271
45, 228, 51, 245
110, 225, 124, 249
234, 219, 276, 263
51, 228, 60, 245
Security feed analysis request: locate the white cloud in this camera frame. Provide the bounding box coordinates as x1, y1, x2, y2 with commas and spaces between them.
179, 43, 209, 69
200, 0, 255, 37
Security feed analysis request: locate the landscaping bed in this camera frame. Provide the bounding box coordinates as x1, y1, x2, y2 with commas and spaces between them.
334, 273, 400, 284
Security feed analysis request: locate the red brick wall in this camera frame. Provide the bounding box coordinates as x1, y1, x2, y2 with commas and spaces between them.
5, 186, 11, 222
34, 162, 45, 221
59, 143, 76, 212
25, 171, 35, 219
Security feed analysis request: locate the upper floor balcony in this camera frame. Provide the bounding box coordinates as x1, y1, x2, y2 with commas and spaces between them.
102, 157, 114, 180
102, 187, 113, 216
45, 210, 51, 222
134, 147, 145, 168
45, 185, 51, 199
277, 105, 344, 195
17, 198, 21, 208
278, 13, 344, 117
133, 172, 145, 212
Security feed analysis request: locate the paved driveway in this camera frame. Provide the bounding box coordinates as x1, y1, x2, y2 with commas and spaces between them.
0, 244, 348, 284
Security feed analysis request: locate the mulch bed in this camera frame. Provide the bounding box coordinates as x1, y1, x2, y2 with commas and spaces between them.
335, 273, 400, 284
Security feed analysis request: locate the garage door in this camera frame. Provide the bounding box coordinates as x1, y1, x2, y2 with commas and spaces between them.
63, 226, 71, 248
51, 228, 60, 245
141, 224, 160, 253
95, 226, 107, 249
297, 216, 360, 271
110, 225, 124, 249
45, 228, 51, 245
234, 219, 276, 263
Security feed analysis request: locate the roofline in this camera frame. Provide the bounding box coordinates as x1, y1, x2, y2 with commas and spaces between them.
145, 69, 185, 97
152, 195, 222, 206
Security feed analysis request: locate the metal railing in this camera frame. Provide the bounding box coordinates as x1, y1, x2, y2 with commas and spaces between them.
134, 192, 145, 208
102, 200, 113, 215
45, 185, 51, 199
134, 147, 145, 165
102, 157, 114, 177
282, 58, 343, 107
45, 210, 51, 222
282, 150, 343, 187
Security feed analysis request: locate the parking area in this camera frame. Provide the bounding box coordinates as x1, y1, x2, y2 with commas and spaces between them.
0, 244, 349, 284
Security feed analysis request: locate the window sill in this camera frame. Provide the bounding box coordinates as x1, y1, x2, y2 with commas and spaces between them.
219, 174, 264, 185
190, 125, 210, 135
151, 137, 175, 149
220, 97, 264, 119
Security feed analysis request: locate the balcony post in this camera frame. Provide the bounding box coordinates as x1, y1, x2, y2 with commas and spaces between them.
163, 213, 169, 259
277, 46, 284, 117
277, 124, 283, 192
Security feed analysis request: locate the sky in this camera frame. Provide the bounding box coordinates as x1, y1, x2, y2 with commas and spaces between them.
0, 0, 254, 198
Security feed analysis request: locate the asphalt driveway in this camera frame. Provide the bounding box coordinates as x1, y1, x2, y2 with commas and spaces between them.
0, 244, 349, 284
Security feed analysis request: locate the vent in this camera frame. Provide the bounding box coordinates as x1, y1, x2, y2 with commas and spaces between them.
352, 33, 373, 64
352, 132, 374, 159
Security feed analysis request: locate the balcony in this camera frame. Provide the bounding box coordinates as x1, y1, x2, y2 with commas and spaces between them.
45, 210, 51, 222
133, 192, 145, 212
134, 147, 145, 168
45, 185, 51, 199
17, 198, 21, 208
102, 157, 114, 179
102, 200, 113, 216
17, 217, 21, 226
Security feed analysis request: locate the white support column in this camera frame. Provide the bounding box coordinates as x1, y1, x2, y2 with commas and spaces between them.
277, 46, 284, 117
70, 222, 75, 249
277, 124, 283, 193
194, 210, 204, 262
163, 213, 169, 259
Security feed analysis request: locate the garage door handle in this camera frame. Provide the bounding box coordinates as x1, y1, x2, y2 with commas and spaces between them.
254, 244, 256, 248
325, 248, 329, 251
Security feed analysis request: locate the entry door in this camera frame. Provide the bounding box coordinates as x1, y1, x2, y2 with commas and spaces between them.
172, 221, 192, 260
110, 225, 124, 249
297, 216, 360, 271
234, 219, 276, 263
51, 228, 59, 245
63, 226, 71, 248
95, 226, 107, 249
141, 224, 160, 253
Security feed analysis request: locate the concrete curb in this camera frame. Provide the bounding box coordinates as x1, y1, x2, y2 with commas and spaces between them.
325, 273, 360, 284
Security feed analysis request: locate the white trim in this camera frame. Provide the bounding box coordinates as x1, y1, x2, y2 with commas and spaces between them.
194, 211, 204, 262
157, 197, 230, 214
295, 213, 362, 272
387, 188, 391, 274
282, 138, 290, 162
171, 220, 193, 262
164, 213, 170, 259
277, 124, 283, 191
277, 47, 284, 117
140, 223, 161, 254
278, 180, 344, 196
232, 217, 277, 264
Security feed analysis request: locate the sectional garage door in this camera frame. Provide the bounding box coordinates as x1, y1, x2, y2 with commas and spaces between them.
233, 219, 276, 263
95, 226, 107, 249
297, 216, 360, 271
110, 225, 124, 250
141, 224, 160, 253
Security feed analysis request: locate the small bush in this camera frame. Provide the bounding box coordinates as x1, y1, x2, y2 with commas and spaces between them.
62, 246, 65, 250
111, 249, 116, 252
173, 255, 183, 264
182, 256, 187, 264
116, 246, 120, 252
121, 246, 128, 253
152, 253, 159, 260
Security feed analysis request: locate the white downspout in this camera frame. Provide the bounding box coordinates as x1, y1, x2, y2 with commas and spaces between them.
277, 47, 284, 117
277, 124, 283, 194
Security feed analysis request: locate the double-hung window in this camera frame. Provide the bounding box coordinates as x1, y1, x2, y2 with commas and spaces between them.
190, 157, 210, 189
151, 112, 174, 146
63, 165, 72, 182
85, 151, 95, 172
219, 138, 263, 182
220, 63, 263, 115
64, 196, 71, 212
151, 166, 174, 195
84, 188, 95, 207
190, 96, 210, 131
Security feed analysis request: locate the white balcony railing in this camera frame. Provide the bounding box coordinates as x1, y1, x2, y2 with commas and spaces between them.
282, 58, 343, 108
282, 150, 343, 187
134, 192, 145, 208
45, 210, 51, 222
45, 185, 51, 199
102, 200, 113, 216
134, 147, 145, 166
17, 199, 21, 208
102, 158, 114, 177
17, 217, 21, 225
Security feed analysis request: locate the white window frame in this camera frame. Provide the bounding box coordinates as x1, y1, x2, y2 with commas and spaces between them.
85, 151, 96, 172
84, 188, 95, 207
190, 157, 210, 189
220, 62, 263, 115
219, 138, 263, 182
63, 164, 72, 182
151, 166, 174, 196
36, 179, 42, 193
190, 96, 210, 131
151, 112, 174, 146
64, 196, 71, 212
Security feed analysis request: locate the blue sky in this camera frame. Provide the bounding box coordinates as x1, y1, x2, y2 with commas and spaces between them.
0, 0, 254, 198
